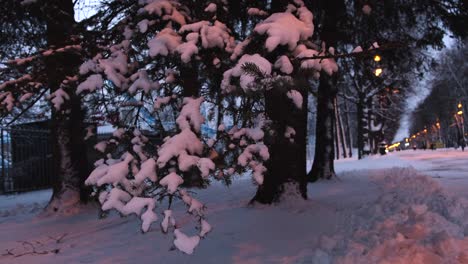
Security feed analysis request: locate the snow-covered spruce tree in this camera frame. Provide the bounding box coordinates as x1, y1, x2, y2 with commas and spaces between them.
221, 0, 339, 202
77, 0, 246, 254
0, 0, 91, 212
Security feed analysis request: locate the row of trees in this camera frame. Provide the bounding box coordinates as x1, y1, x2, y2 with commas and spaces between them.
1, 0, 466, 254
410, 40, 467, 148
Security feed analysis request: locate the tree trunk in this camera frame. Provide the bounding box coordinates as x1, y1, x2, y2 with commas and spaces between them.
336, 99, 348, 158
343, 99, 353, 158
307, 0, 344, 181
45, 0, 90, 213
367, 98, 374, 154
252, 81, 308, 204
180, 63, 199, 98
334, 98, 341, 160
308, 74, 337, 181
356, 93, 366, 159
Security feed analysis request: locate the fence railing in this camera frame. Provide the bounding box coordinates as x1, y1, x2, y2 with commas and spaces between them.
0, 127, 167, 194
0, 127, 54, 194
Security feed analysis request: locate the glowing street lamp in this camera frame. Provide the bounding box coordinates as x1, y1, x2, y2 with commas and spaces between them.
374, 55, 381, 62
455, 101, 466, 150
435, 120, 441, 142
375, 68, 383, 76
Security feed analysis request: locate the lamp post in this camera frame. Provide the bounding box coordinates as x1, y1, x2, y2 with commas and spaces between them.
452, 102, 465, 150
436, 120, 441, 145
456, 102, 465, 150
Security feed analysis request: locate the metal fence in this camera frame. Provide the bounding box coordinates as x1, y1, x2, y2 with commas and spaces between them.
0, 127, 165, 194
0, 127, 54, 193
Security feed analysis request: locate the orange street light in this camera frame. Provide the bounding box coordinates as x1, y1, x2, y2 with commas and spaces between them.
374, 55, 381, 62
375, 68, 383, 76
458, 103, 462, 109
457, 110, 463, 116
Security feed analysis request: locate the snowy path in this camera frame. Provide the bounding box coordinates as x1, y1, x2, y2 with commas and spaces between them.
335, 149, 468, 197
0, 149, 467, 263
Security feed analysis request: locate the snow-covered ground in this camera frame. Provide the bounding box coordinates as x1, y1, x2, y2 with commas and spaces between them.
1, 149, 467, 263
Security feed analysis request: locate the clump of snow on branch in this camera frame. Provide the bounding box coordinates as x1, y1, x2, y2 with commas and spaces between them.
222, 54, 272, 92
254, 6, 313, 52
173, 229, 200, 254
204, 3, 217, 13
248, 8, 268, 17
284, 126, 296, 142
237, 143, 270, 185
0, 92, 15, 112
148, 28, 182, 57
48, 88, 70, 110
98, 50, 129, 89
143, 0, 186, 25
159, 172, 184, 194
176, 97, 205, 132
154, 96, 171, 110
287, 90, 303, 109
274, 55, 294, 74
297, 48, 338, 76
157, 128, 203, 168
129, 70, 159, 94
77, 74, 103, 94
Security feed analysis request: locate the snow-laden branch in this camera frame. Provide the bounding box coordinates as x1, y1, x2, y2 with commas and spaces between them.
297, 42, 405, 61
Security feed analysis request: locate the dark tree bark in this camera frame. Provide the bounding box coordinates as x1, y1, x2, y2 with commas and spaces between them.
366, 98, 375, 154
336, 98, 348, 158
180, 63, 199, 98
343, 99, 353, 158
357, 93, 366, 159
307, 0, 344, 181
334, 98, 340, 160
309, 74, 337, 181
252, 79, 309, 203
45, 0, 90, 212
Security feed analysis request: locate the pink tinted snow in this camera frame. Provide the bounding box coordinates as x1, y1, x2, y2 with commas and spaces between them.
254, 7, 313, 52
2, 150, 468, 262
222, 54, 272, 92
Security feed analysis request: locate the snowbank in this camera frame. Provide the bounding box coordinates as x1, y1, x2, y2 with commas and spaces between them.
313, 168, 468, 263
0, 189, 51, 221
